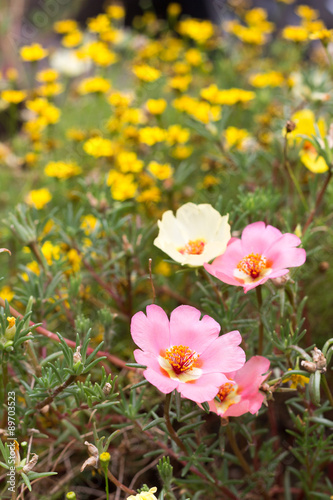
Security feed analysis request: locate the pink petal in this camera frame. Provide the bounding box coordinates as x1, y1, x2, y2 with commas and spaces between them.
131, 304, 170, 355
223, 399, 251, 417
233, 356, 270, 394
179, 372, 228, 403
200, 331, 245, 373
266, 236, 306, 270
143, 367, 179, 394
169, 305, 220, 353
241, 222, 282, 255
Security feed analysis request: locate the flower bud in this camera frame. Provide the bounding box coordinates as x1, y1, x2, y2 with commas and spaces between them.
99, 452, 111, 465
73, 346, 82, 365
5, 317, 16, 340
103, 382, 112, 396
301, 360, 317, 373
22, 453, 38, 473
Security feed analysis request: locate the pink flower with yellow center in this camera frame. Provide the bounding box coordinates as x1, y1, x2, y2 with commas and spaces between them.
131, 305, 245, 403
206, 356, 270, 417
204, 221, 306, 293
154, 203, 231, 267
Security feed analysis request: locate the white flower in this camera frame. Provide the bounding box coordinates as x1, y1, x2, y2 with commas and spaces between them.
153, 203, 231, 267
50, 49, 91, 77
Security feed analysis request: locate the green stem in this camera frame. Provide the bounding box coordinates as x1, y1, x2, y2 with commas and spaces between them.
302, 169, 332, 235
164, 393, 187, 454
256, 286, 264, 356
321, 375, 333, 407
226, 425, 251, 475
104, 468, 109, 500
283, 135, 308, 210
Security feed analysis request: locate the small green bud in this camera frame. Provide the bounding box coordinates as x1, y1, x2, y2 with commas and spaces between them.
4, 340, 14, 351
157, 456, 173, 487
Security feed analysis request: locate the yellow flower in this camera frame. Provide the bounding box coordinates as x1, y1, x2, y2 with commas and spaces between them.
296, 5, 319, 21
139, 127, 167, 146
77, 77, 111, 94
224, 126, 249, 150
117, 152, 144, 173
25, 188, 52, 209
26, 98, 61, 124
201, 86, 255, 106
62, 30, 83, 48
137, 187, 161, 203
41, 241, 61, 265
37, 82, 63, 97
66, 128, 86, 141
188, 101, 221, 124
282, 25, 309, 42
88, 14, 110, 33
300, 149, 329, 174
171, 145, 193, 159
21, 260, 40, 281
36, 69, 59, 82
167, 3, 181, 16
132, 64, 161, 82
106, 5, 125, 19
203, 174, 219, 188
1, 90, 27, 104
169, 74, 192, 92
146, 98, 167, 115
45, 161, 82, 179
53, 19, 78, 33
83, 137, 114, 157
127, 487, 158, 500
20, 43, 48, 61
148, 161, 173, 180
0, 285, 14, 302
250, 71, 284, 88
107, 171, 138, 201
185, 48, 202, 66
284, 369, 309, 389
80, 214, 98, 235
287, 109, 326, 143
108, 92, 132, 108
25, 152, 38, 165
178, 19, 214, 43
167, 124, 190, 145
67, 248, 81, 273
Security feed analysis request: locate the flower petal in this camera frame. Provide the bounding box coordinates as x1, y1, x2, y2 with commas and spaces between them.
131, 304, 170, 354
179, 372, 228, 403
169, 305, 220, 353
200, 330, 245, 373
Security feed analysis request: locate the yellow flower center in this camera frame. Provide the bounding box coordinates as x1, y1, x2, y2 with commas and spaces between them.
237, 253, 267, 279
178, 239, 206, 255
217, 382, 235, 402
164, 345, 199, 375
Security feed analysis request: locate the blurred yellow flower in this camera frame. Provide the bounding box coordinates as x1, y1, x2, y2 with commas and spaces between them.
250, 71, 284, 87
83, 137, 115, 157
167, 124, 190, 145
45, 161, 82, 179
62, 30, 83, 48
106, 5, 125, 19
0, 286, 14, 302
25, 188, 52, 209
132, 64, 161, 82
41, 241, 61, 265
88, 14, 111, 33
178, 19, 214, 43
139, 127, 167, 146
77, 76, 111, 94
107, 171, 138, 200
36, 69, 59, 82
224, 126, 249, 150
146, 99, 167, 115
137, 187, 161, 203
53, 19, 78, 33
282, 25, 309, 42
20, 43, 48, 61
117, 151, 144, 173
148, 161, 173, 180
284, 369, 309, 389
1, 90, 27, 104
81, 214, 98, 235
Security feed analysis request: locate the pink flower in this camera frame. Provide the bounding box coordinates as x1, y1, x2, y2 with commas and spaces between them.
206, 356, 270, 417
130, 304, 245, 404
204, 221, 306, 293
